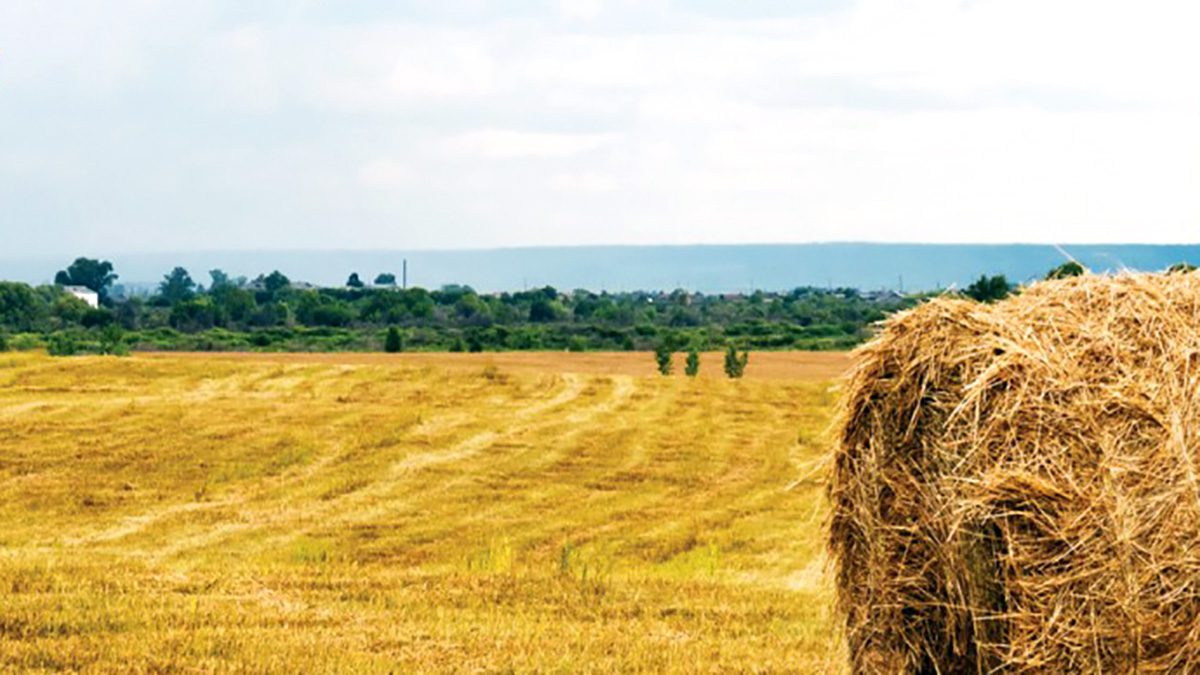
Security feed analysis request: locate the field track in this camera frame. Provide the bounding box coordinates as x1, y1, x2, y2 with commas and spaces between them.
0, 351, 845, 672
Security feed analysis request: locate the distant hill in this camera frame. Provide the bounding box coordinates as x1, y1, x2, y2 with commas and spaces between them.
3, 244, 1198, 293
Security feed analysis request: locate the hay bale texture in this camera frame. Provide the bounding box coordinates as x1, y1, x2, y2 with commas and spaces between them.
830, 273, 1200, 673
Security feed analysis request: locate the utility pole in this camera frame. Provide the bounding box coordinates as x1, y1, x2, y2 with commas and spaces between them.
402, 259, 407, 289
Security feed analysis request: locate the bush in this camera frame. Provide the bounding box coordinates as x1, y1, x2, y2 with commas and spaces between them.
0, 332, 7, 352
685, 347, 700, 377
723, 345, 748, 378
964, 274, 1012, 303
7, 333, 42, 351
98, 325, 129, 356
1045, 261, 1086, 280
384, 326, 403, 353
654, 343, 672, 376
47, 332, 78, 356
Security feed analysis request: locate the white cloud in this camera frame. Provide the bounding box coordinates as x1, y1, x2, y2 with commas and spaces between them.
442, 130, 622, 160
359, 159, 417, 189
2, 0, 1199, 257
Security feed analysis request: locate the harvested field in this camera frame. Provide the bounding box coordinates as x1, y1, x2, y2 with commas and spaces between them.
0, 350, 847, 672
147, 349, 852, 382
831, 273, 1200, 673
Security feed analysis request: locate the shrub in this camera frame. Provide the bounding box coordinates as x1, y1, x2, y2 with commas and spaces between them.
964, 274, 1012, 303
685, 348, 700, 377
384, 326, 403, 353
723, 345, 748, 378
98, 325, 129, 356
1045, 261, 1086, 280
47, 332, 78, 356
654, 343, 672, 375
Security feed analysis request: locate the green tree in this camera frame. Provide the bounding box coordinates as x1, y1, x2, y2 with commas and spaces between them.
169, 298, 217, 332
80, 308, 115, 328
211, 286, 256, 325
0, 332, 8, 352
54, 258, 118, 302
654, 343, 672, 375
115, 297, 142, 330
964, 274, 1011, 303
158, 267, 197, 303
723, 345, 748, 379
52, 294, 89, 324
261, 271, 290, 294
209, 269, 231, 289
1045, 261, 1086, 280
346, 272, 365, 288
685, 347, 700, 377
0, 282, 46, 331
295, 292, 353, 327
374, 273, 396, 286
384, 326, 404, 353
529, 298, 563, 322
1169, 262, 1197, 274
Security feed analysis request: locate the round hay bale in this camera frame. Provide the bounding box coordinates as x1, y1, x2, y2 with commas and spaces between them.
829, 273, 1200, 673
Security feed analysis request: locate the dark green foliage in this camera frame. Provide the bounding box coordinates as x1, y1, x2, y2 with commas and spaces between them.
54, 257, 118, 302
2, 261, 922, 353
685, 348, 700, 377
0, 282, 45, 331
170, 298, 217, 332
158, 267, 197, 303
384, 326, 403, 353
1045, 261, 1086, 280
466, 331, 485, 353
964, 275, 1012, 303
1169, 262, 1197, 274
654, 343, 672, 375
260, 271, 290, 294
0, 332, 8, 352
47, 332, 78, 356
346, 273, 365, 288
723, 345, 748, 379
375, 273, 396, 286
529, 298, 562, 322
209, 269, 231, 289
98, 325, 129, 356
80, 308, 115, 328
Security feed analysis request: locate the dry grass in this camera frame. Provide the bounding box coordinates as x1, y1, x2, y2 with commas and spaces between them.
0, 350, 843, 672
831, 273, 1200, 673
147, 349, 853, 382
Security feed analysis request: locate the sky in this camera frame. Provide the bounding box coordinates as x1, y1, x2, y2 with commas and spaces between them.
1, 0, 1199, 258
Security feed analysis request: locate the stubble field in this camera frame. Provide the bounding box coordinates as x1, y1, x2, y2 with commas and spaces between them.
0, 351, 846, 672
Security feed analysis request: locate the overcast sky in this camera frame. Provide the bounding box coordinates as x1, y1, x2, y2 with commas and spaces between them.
2, 0, 1198, 257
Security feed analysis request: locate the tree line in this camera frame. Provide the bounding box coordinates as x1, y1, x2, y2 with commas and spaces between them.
9, 255, 1188, 356
0, 257, 912, 355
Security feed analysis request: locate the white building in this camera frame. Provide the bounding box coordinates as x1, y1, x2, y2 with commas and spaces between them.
63, 286, 99, 309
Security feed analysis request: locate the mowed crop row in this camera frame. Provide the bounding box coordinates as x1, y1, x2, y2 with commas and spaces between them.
0, 352, 842, 672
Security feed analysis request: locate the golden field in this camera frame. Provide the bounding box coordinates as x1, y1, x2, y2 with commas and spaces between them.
0, 351, 846, 673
